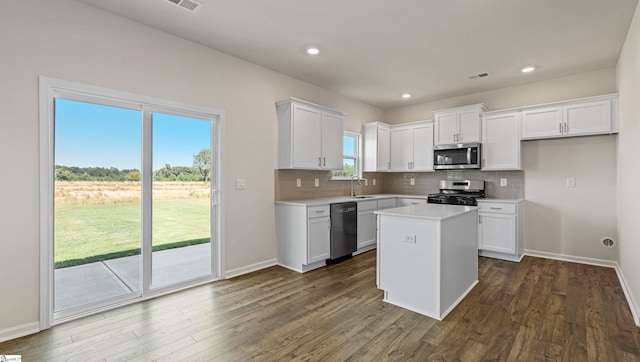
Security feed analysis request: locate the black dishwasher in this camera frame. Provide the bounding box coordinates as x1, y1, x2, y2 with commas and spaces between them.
329, 202, 358, 261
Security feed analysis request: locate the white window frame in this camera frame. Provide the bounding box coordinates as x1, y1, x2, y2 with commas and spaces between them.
39, 76, 225, 329
332, 131, 362, 180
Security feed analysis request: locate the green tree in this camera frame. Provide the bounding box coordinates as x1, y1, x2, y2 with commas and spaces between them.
127, 170, 141, 181
192, 149, 211, 181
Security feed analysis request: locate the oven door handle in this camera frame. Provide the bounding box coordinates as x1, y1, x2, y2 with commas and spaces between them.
467, 147, 471, 165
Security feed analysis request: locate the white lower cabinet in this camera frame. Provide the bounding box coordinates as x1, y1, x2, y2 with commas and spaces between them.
307, 216, 331, 264
356, 200, 377, 252
477, 200, 523, 262
396, 198, 427, 207
276, 204, 330, 273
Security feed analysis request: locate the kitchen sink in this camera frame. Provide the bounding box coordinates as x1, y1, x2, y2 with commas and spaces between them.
351, 196, 374, 199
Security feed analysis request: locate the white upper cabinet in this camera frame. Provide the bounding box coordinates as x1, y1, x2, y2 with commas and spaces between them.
389, 121, 434, 172
276, 98, 345, 170
481, 111, 521, 170
520, 94, 617, 140
362, 122, 391, 172
433, 104, 486, 145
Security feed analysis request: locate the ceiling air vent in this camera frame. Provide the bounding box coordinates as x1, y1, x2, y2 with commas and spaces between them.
468, 72, 490, 80
167, 0, 203, 13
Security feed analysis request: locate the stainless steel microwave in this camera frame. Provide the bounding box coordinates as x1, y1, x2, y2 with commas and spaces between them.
433, 143, 481, 170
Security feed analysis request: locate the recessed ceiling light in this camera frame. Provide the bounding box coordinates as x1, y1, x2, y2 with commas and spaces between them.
521, 66, 535, 73
401, 93, 412, 99
306, 47, 320, 55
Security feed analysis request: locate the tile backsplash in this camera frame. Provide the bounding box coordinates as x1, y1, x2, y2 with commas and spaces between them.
275, 170, 385, 201
275, 169, 524, 201
383, 170, 525, 199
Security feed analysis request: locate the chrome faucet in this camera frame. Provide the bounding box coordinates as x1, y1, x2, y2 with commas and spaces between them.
350, 175, 362, 197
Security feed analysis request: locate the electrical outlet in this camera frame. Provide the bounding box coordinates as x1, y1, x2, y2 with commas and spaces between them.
373, 179, 376, 186
500, 178, 507, 187
410, 178, 415, 186
403, 234, 416, 243
364, 179, 368, 186
314, 178, 319, 187
566, 178, 575, 187
296, 178, 301, 188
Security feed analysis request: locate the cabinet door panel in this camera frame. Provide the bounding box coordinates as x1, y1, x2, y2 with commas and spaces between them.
378, 127, 391, 171
565, 100, 611, 136
411, 124, 434, 171
435, 112, 457, 145
390, 127, 412, 171
481, 113, 521, 170
458, 109, 481, 142
521, 107, 562, 139
479, 213, 516, 254
321, 112, 344, 169
357, 210, 376, 249
307, 217, 330, 263
292, 105, 323, 168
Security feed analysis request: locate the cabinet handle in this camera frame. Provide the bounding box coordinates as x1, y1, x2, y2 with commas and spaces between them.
318, 157, 322, 166
479, 215, 482, 224
490, 207, 502, 210
565, 123, 569, 133
316, 210, 326, 213
559, 123, 562, 133
388, 162, 391, 170
323, 157, 326, 166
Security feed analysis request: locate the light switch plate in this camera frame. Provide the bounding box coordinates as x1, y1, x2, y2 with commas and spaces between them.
403, 234, 416, 243
235, 178, 246, 190
314, 178, 319, 187
296, 179, 301, 188
500, 178, 507, 187
410, 178, 415, 186
566, 177, 575, 187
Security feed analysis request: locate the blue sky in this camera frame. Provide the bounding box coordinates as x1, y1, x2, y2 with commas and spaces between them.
55, 99, 211, 170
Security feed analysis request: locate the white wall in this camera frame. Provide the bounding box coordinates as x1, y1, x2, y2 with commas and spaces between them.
0, 0, 383, 334
616, 1, 640, 325
385, 70, 619, 261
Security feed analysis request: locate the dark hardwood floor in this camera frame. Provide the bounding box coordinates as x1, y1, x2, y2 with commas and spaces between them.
2, 251, 640, 361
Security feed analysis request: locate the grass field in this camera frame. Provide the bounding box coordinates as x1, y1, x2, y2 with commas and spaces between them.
54, 181, 210, 268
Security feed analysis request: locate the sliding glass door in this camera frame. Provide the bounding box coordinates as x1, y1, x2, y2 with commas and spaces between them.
151, 112, 213, 289
54, 99, 143, 313
45, 80, 221, 322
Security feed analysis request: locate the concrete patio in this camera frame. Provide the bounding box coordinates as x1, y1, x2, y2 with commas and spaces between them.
54, 243, 212, 312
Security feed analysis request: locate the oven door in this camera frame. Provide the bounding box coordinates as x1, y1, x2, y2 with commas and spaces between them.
433, 143, 481, 170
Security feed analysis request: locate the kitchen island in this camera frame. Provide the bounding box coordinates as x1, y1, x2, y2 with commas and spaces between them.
375, 203, 479, 320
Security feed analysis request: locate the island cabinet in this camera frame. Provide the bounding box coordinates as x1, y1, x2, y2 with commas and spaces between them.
362, 122, 391, 172
520, 94, 618, 140
376, 204, 479, 320
433, 104, 486, 145
276, 98, 345, 170
477, 200, 524, 262
481, 111, 521, 170
276, 203, 330, 272
389, 121, 434, 172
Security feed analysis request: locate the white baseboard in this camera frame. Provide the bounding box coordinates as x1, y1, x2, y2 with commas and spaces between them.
224, 258, 277, 279
524, 249, 640, 327
523, 249, 617, 268
0, 322, 39, 343
614, 262, 640, 327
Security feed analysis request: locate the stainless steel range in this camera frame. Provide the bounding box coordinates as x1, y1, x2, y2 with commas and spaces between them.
427, 180, 485, 206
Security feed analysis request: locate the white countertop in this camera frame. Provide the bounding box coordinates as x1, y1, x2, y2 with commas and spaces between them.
275, 194, 414, 206
375, 203, 478, 221
276, 194, 522, 206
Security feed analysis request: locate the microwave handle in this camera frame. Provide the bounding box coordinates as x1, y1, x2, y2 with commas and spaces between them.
467, 148, 471, 164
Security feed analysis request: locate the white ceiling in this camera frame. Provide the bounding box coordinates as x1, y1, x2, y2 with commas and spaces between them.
77, 0, 638, 110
